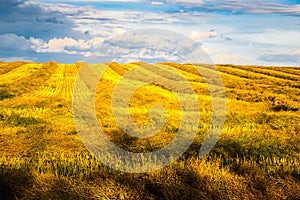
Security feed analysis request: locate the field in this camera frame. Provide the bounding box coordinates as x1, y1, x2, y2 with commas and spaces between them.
0, 61, 299, 199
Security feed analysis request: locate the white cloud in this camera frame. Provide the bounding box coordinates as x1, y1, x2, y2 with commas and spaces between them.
0, 57, 33, 62
190, 30, 217, 41
29, 37, 47, 50
0, 33, 104, 55
238, 30, 300, 47
84, 29, 213, 64
36, 36, 104, 54
0, 34, 31, 50
47, 37, 78, 53
1, 0, 300, 66
113, 28, 126, 35
214, 54, 252, 64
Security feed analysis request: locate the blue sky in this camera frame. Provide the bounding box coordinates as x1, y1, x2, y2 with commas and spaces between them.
0, 0, 299, 66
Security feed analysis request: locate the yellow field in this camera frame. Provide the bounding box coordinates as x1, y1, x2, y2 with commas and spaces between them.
0, 61, 299, 199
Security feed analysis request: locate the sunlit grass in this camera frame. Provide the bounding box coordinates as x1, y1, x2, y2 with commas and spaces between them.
0, 62, 299, 199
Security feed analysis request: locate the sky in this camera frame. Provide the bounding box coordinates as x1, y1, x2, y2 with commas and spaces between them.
0, 0, 299, 66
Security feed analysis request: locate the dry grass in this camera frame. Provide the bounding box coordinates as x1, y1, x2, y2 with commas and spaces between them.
0, 62, 299, 199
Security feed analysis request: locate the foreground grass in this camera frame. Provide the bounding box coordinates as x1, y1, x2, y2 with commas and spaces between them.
0, 62, 299, 199
1, 154, 299, 200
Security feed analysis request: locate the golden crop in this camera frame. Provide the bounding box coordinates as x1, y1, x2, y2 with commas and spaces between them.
0, 62, 299, 199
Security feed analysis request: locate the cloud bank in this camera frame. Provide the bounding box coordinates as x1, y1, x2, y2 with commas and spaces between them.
0, 0, 299, 65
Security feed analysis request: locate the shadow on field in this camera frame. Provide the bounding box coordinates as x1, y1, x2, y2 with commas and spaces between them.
0, 167, 33, 200
30, 178, 91, 200
0, 90, 14, 101
0, 169, 92, 200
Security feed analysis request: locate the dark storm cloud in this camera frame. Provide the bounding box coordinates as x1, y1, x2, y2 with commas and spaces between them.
0, 0, 84, 40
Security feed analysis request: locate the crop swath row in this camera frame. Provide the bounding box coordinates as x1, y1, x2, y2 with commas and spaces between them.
266, 66, 300, 76
218, 65, 300, 92
0, 62, 59, 102
34, 64, 79, 101
71, 63, 121, 100
227, 65, 300, 88
261, 66, 300, 78
0, 63, 42, 85
218, 65, 298, 83
34, 77, 65, 98
106, 63, 210, 98
104, 63, 300, 106
91, 63, 123, 82
60, 77, 76, 101
73, 76, 91, 99
215, 65, 300, 106
0, 62, 30, 75
237, 66, 300, 82
218, 65, 264, 80
51, 63, 66, 77
159, 63, 243, 91
34, 64, 67, 98
107, 62, 130, 76
35, 63, 112, 101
